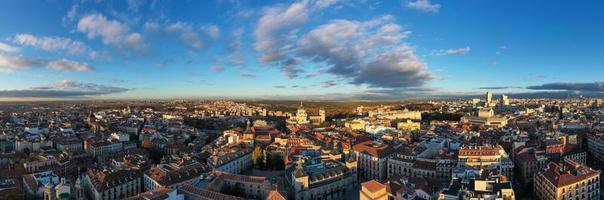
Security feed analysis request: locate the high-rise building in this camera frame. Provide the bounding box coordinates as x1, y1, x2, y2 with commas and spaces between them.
501, 94, 509, 106
485, 91, 493, 106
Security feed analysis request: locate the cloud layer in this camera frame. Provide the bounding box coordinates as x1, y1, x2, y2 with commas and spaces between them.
526, 82, 604, 92
0, 80, 128, 98
479, 86, 522, 90
0, 54, 93, 73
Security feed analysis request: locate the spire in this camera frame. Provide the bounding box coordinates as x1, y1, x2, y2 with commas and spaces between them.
300, 101, 304, 108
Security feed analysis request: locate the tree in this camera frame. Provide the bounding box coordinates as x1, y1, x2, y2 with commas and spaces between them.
252, 146, 265, 168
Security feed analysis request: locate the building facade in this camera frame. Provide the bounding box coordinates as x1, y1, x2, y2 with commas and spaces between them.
534, 159, 600, 200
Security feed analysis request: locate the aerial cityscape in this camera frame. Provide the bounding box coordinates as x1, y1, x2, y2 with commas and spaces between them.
1, 0, 604, 200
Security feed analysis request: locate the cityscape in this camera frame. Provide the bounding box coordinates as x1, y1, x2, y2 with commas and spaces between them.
1, 1, 604, 200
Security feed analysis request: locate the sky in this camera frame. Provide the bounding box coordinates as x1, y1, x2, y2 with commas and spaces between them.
1, 0, 604, 100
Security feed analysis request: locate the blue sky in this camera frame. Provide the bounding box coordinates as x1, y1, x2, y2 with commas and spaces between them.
1, 0, 604, 100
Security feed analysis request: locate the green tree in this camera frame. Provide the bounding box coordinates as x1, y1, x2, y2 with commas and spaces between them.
252, 146, 265, 168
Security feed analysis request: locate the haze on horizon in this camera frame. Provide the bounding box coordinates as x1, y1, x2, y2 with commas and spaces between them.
1, 0, 604, 101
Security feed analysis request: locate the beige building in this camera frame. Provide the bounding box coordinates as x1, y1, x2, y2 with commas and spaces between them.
396, 120, 420, 131
457, 145, 514, 179
360, 180, 388, 200
287, 159, 357, 200
144, 162, 209, 191
439, 174, 514, 200
460, 108, 508, 127
534, 159, 600, 200
207, 145, 252, 174
352, 140, 398, 181
287, 102, 310, 125
83, 168, 143, 200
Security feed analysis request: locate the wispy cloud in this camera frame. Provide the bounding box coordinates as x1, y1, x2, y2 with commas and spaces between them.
406, 0, 441, 13
0, 54, 94, 73
0, 42, 20, 53
210, 65, 224, 73
240, 72, 256, 79
432, 46, 470, 56
13, 33, 89, 55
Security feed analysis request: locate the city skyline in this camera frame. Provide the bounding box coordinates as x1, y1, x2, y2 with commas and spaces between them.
2, 0, 604, 101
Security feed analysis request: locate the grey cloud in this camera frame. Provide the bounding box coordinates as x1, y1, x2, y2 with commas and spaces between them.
0, 54, 94, 73
322, 80, 338, 88
479, 86, 523, 90
254, 0, 339, 76
296, 16, 433, 88
0, 80, 128, 98
526, 82, 604, 92
254, 1, 309, 62
240, 72, 256, 79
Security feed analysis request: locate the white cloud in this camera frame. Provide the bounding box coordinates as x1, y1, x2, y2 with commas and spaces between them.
227, 28, 245, 66
13, 34, 88, 55
0, 42, 20, 53
255, 1, 310, 63
144, 22, 161, 32
127, 0, 146, 12
294, 16, 433, 88
77, 13, 147, 54
165, 22, 203, 49
202, 24, 221, 39
406, 0, 441, 13
254, 0, 344, 65
313, 0, 340, 10
432, 46, 470, 56
0, 54, 93, 73
46, 59, 93, 72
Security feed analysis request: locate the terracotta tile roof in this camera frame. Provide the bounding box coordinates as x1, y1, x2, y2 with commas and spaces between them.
265, 190, 287, 200
123, 187, 173, 200
178, 184, 244, 200
353, 141, 397, 158
362, 180, 386, 193
539, 160, 599, 188
458, 146, 499, 157
212, 171, 267, 184
145, 162, 209, 186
